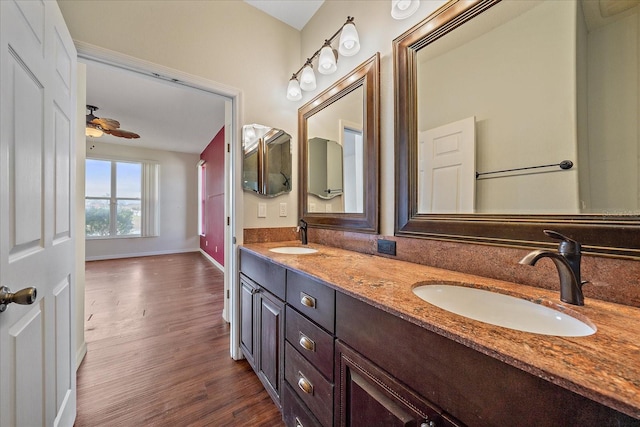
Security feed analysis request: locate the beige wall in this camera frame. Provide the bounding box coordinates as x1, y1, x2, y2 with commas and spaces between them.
418, 0, 579, 214
300, 1, 448, 235
58, 0, 301, 230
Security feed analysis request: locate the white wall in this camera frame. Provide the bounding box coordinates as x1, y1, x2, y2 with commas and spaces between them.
84, 141, 200, 260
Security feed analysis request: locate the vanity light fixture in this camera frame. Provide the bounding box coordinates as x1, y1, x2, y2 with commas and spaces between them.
285, 16, 360, 101
299, 62, 317, 91
391, 0, 420, 19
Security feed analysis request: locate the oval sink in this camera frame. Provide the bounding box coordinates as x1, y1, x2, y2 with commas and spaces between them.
269, 246, 318, 255
413, 284, 596, 337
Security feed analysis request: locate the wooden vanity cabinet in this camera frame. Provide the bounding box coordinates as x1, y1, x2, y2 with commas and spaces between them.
335, 292, 638, 427
283, 270, 337, 427
239, 250, 286, 410
335, 340, 456, 427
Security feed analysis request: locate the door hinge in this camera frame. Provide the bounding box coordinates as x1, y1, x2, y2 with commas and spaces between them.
227, 143, 230, 153
227, 216, 230, 226
226, 289, 230, 299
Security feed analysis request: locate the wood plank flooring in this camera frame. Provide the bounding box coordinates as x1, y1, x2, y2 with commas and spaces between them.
76, 252, 284, 426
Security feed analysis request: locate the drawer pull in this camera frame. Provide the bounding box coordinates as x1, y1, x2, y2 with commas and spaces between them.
295, 417, 304, 427
299, 333, 316, 352
300, 293, 316, 308
297, 373, 314, 395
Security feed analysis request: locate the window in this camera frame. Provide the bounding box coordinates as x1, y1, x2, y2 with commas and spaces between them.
85, 158, 158, 238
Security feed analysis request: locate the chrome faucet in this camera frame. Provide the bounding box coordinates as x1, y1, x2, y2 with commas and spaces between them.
519, 230, 585, 306
297, 219, 308, 245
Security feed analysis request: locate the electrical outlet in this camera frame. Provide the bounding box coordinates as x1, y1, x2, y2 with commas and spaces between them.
377, 239, 396, 256
279, 202, 287, 217
326, 204, 332, 213
310, 203, 316, 212
258, 203, 267, 218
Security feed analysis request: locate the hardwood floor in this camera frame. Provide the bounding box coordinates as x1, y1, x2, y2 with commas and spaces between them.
76, 252, 284, 426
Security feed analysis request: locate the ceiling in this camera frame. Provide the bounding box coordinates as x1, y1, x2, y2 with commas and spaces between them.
84, 60, 227, 154
84, 1, 323, 155
244, 0, 324, 30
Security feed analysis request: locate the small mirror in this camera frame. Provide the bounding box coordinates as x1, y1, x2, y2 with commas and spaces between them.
242, 124, 292, 197
299, 53, 380, 233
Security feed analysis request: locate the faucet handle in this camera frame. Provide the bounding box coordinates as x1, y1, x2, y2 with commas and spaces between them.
543, 230, 580, 255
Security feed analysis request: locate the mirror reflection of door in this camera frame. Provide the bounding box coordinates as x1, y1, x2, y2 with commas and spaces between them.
306, 86, 364, 214
341, 120, 364, 213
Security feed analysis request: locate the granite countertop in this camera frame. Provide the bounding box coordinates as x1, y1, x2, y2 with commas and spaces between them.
240, 241, 640, 419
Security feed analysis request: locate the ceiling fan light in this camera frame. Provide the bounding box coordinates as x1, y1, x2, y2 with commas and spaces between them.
318, 45, 338, 75
286, 77, 302, 101
338, 22, 360, 57
86, 126, 103, 138
391, 0, 420, 19
299, 64, 317, 91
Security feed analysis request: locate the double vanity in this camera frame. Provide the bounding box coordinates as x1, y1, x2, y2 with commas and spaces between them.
239, 242, 640, 426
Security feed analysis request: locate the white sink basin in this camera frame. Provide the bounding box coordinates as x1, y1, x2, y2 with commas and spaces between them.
413, 284, 596, 337
269, 246, 318, 255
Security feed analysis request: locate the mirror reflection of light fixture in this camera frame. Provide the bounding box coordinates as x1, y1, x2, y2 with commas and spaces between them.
391, 0, 420, 19
300, 62, 317, 91
86, 126, 103, 138
285, 16, 360, 101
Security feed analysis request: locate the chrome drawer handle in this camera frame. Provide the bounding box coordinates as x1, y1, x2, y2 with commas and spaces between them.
300, 293, 316, 308
297, 373, 314, 395
299, 333, 316, 352
295, 417, 304, 427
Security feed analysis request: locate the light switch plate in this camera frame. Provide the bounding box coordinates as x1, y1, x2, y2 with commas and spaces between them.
258, 202, 267, 218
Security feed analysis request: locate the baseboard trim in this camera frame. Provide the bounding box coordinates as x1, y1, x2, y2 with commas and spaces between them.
76, 341, 87, 371
199, 249, 224, 272
85, 248, 199, 261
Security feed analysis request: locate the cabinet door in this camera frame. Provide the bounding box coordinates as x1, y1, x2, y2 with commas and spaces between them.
240, 275, 257, 368
335, 340, 451, 427
257, 289, 285, 409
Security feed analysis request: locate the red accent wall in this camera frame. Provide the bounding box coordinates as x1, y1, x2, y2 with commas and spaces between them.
200, 127, 225, 265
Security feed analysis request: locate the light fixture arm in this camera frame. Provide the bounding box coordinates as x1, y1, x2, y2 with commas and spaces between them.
289, 16, 356, 80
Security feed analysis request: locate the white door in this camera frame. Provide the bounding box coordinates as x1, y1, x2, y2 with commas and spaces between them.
0, 1, 77, 426
418, 116, 476, 213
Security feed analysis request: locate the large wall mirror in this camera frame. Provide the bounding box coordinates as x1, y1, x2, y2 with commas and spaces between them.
300, 53, 380, 233
395, 0, 640, 258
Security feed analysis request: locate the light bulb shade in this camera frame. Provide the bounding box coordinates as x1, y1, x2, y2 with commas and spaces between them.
299, 65, 316, 91
318, 46, 338, 75
391, 0, 420, 19
85, 126, 103, 138
338, 22, 360, 57
286, 78, 302, 101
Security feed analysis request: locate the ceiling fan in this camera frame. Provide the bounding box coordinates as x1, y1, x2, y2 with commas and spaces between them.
86, 105, 140, 139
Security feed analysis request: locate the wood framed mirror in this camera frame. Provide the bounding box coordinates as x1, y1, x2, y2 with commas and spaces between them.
394, 0, 640, 258
299, 52, 380, 233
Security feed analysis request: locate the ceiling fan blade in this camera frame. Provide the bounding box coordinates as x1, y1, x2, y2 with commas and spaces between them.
104, 128, 140, 139
91, 117, 121, 131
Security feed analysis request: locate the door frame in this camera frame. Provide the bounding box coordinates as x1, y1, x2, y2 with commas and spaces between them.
74, 42, 245, 360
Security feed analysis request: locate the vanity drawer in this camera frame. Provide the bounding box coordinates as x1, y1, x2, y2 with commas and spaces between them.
283, 382, 323, 427
285, 306, 334, 381
240, 249, 286, 300
286, 270, 335, 333
285, 342, 333, 427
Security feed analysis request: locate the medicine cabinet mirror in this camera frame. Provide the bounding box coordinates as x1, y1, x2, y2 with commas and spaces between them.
242, 124, 292, 197
299, 53, 380, 233
394, 0, 640, 258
